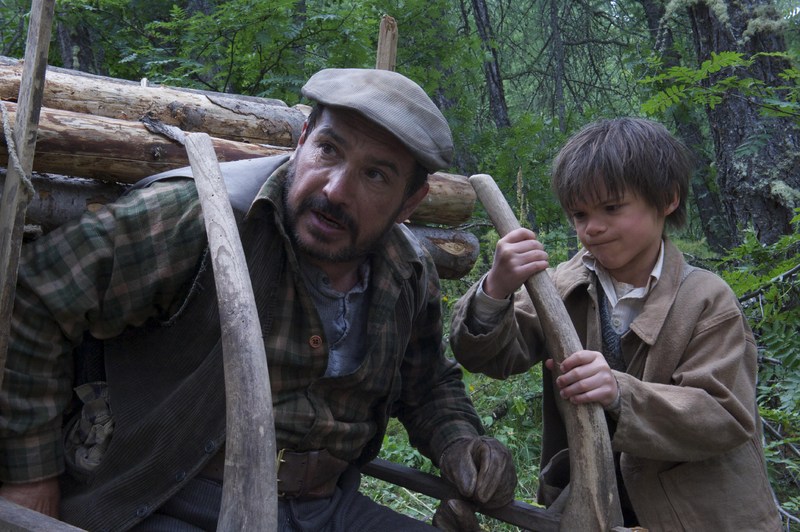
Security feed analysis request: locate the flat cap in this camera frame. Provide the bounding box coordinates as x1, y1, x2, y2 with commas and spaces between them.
301, 68, 453, 172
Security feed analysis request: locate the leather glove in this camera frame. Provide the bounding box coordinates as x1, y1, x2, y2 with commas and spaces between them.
432, 499, 482, 531
438, 436, 517, 509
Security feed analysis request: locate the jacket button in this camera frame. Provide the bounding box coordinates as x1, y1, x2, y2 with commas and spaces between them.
309, 335, 323, 348
175, 470, 187, 482
204, 440, 216, 453
135, 505, 149, 517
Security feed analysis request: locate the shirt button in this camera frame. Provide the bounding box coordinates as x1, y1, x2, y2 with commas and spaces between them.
309, 335, 323, 348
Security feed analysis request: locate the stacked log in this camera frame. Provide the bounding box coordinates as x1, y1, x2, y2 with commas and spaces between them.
0, 57, 479, 278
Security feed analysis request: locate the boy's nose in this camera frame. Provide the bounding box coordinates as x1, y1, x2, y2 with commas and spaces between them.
584, 217, 605, 235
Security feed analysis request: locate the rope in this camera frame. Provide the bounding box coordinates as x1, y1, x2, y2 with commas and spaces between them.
0, 100, 35, 197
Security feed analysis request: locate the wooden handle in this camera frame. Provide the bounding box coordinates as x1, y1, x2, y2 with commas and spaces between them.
469, 174, 622, 531
184, 133, 277, 531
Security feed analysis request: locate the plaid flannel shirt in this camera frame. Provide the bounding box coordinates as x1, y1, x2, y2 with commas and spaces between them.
1, 164, 481, 483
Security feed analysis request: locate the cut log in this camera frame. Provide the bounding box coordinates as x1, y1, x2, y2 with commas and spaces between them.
0, 103, 476, 226
0, 56, 305, 147
0, 101, 292, 182
11, 169, 477, 280
409, 225, 479, 280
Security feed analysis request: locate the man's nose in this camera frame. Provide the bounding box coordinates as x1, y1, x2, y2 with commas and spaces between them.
323, 165, 355, 202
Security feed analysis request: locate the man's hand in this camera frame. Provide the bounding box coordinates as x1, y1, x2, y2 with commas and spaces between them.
432, 499, 482, 531
439, 436, 517, 509
483, 228, 548, 300
546, 350, 619, 407
0, 477, 61, 518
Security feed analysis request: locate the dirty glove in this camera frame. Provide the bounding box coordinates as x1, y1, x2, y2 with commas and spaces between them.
432, 498, 482, 531
438, 436, 517, 509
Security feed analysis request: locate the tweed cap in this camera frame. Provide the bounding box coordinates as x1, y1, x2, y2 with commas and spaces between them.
301, 68, 454, 172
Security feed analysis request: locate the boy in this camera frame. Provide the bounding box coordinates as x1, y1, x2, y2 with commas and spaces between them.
450, 118, 781, 530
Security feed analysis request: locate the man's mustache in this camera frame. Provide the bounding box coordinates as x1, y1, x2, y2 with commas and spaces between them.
298, 195, 357, 233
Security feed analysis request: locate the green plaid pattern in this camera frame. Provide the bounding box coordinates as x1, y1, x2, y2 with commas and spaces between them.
1, 171, 482, 482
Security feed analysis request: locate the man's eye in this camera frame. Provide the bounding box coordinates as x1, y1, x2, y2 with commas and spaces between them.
366, 169, 387, 182
319, 142, 336, 155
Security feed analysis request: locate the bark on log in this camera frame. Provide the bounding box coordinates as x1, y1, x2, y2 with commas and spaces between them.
0, 101, 292, 182
0, 103, 476, 226
12, 169, 477, 280
409, 225, 479, 280
0, 56, 305, 147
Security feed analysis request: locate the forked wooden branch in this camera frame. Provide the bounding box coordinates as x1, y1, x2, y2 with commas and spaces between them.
469, 174, 622, 531
182, 132, 277, 531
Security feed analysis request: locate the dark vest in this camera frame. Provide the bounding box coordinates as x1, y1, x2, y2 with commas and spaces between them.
60, 156, 289, 531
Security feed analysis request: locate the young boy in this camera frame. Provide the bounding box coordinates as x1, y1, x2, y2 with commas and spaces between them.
450, 118, 781, 530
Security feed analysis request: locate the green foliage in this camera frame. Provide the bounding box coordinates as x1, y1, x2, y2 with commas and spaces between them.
714, 211, 800, 511
641, 50, 800, 120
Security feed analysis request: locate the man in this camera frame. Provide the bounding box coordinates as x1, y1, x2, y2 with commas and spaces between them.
0, 68, 516, 530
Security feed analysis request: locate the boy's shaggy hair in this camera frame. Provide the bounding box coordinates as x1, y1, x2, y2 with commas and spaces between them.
552, 117, 693, 229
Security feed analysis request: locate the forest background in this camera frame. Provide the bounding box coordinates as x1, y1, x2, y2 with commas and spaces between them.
2, 0, 800, 529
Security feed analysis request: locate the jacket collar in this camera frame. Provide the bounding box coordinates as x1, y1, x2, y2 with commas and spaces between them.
554, 240, 688, 346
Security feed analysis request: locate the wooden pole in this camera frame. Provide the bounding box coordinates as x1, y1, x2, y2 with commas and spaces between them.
180, 132, 277, 531
375, 16, 398, 71
0, 0, 55, 388
469, 174, 623, 531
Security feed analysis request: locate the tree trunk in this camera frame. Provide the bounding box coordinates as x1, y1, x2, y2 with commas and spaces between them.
637, 0, 736, 250
686, 0, 800, 245
549, 0, 567, 133
0, 57, 305, 147
470, 0, 511, 129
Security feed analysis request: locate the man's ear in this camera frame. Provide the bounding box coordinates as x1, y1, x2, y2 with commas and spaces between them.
291, 121, 310, 160
396, 182, 430, 223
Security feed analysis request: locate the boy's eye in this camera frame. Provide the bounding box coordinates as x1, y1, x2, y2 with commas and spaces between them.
605, 204, 622, 213
571, 211, 586, 221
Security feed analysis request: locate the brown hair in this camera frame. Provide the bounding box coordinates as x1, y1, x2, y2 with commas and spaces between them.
551, 117, 693, 229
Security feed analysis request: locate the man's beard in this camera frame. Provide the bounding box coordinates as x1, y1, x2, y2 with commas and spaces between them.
282, 162, 400, 264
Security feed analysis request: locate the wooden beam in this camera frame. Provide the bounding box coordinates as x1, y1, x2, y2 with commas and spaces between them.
469, 174, 623, 531
0, 0, 55, 388
0, 498, 85, 532
362, 459, 561, 531
182, 132, 277, 530
375, 16, 398, 71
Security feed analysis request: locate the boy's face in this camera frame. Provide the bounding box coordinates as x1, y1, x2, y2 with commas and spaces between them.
568, 187, 678, 287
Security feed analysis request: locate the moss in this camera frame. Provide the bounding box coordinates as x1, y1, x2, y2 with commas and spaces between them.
742, 6, 787, 44
664, 0, 730, 27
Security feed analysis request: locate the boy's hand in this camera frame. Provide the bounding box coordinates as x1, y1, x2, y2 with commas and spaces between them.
484, 228, 548, 300
545, 351, 619, 408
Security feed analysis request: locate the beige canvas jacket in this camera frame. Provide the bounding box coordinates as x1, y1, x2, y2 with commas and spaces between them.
450, 240, 781, 531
